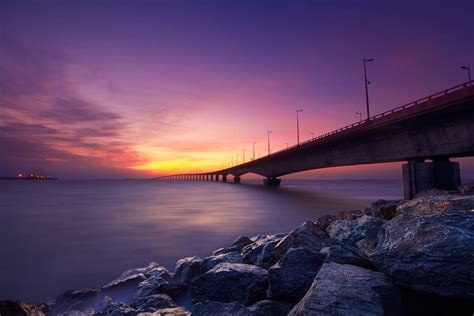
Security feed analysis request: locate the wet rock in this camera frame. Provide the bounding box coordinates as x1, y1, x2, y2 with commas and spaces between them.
241, 233, 286, 268
364, 199, 402, 220
370, 209, 474, 299
270, 221, 329, 266
203, 251, 243, 270
268, 248, 325, 302
192, 301, 250, 316
327, 215, 385, 245
191, 263, 268, 305
96, 296, 137, 316
137, 307, 190, 315
49, 288, 100, 315
212, 236, 253, 256
0, 300, 47, 316
247, 300, 293, 315
459, 181, 474, 195
396, 194, 474, 216
103, 273, 146, 290
130, 294, 176, 312
320, 242, 372, 269
289, 263, 402, 316
173, 256, 206, 285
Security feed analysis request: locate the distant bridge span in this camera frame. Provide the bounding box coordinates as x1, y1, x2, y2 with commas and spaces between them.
157, 81, 474, 199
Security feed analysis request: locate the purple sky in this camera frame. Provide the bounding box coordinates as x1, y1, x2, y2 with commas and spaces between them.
0, 0, 473, 179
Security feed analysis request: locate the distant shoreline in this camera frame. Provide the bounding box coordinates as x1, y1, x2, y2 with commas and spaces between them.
0, 177, 58, 180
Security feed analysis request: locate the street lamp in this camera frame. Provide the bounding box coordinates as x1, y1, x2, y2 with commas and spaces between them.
236, 153, 239, 165
461, 66, 471, 82
355, 111, 362, 121
252, 142, 257, 160
267, 131, 272, 155
309, 132, 314, 139
285, 142, 289, 149
363, 58, 374, 120
242, 148, 246, 163
296, 109, 303, 145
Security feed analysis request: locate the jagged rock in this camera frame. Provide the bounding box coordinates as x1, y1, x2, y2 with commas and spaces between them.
289, 263, 402, 316
173, 256, 206, 285
247, 300, 293, 315
364, 199, 402, 220
191, 263, 268, 305
192, 301, 250, 316
103, 273, 146, 290
414, 188, 453, 198
96, 296, 137, 316
459, 181, 474, 195
49, 288, 100, 315
396, 194, 474, 216
370, 209, 474, 299
268, 248, 325, 302
241, 234, 286, 268
58, 309, 95, 316
327, 215, 385, 245
212, 236, 253, 256
130, 294, 176, 312
270, 221, 329, 266
137, 307, 190, 315
0, 300, 48, 316
203, 252, 243, 270
320, 242, 373, 269
316, 210, 365, 230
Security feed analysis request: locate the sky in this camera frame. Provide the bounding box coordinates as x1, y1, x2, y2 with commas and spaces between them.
0, 0, 473, 179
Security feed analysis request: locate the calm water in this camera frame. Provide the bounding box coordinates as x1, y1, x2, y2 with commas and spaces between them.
0, 179, 402, 303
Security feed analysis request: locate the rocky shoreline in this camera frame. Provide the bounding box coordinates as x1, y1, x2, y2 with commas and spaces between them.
2, 184, 473, 316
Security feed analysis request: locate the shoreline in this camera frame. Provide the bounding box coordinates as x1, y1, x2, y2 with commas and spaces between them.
1, 184, 473, 315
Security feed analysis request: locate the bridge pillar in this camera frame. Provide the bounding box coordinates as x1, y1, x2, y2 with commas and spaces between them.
263, 177, 281, 187
402, 159, 461, 199
222, 175, 227, 182
233, 176, 241, 183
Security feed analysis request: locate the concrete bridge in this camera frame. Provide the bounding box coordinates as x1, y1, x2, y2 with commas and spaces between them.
156, 81, 474, 199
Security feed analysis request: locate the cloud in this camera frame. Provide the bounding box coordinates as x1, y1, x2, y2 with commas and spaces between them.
44, 98, 121, 124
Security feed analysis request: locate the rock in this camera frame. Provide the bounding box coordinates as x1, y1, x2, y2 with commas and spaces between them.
364, 199, 402, 220
289, 263, 402, 316
414, 188, 453, 198
137, 307, 190, 315
192, 301, 250, 316
268, 248, 325, 302
173, 256, 206, 285
191, 263, 268, 305
370, 209, 474, 299
212, 236, 253, 256
0, 300, 47, 316
96, 296, 137, 316
241, 233, 286, 268
103, 273, 146, 290
327, 215, 385, 245
58, 309, 94, 316
203, 252, 243, 270
459, 181, 474, 195
247, 300, 293, 316
396, 194, 474, 216
130, 294, 176, 312
270, 221, 329, 266
49, 288, 100, 315
320, 242, 373, 269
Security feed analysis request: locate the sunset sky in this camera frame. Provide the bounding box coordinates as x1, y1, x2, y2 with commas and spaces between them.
1, 0, 473, 179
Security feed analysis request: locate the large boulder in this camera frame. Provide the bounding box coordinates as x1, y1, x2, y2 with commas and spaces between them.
316, 210, 364, 230
247, 300, 293, 315
191, 263, 268, 305
49, 288, 100, 315
289, 263, 402, 316
130, 294, 176, 313
396, 194, 474, 216
364, 199, 402, 220
203, 252, 243, 270
268, 248, 325, 302
270, 221, 329, 266
192, 301, 250, 316
241, 234, 286, 268
173, 256, 206, 285
96, 296, 137, 316
327, 215, 385, 246
137, 307, 190, 315
213, 236, 253, 256
370, 209, 474, 299
0, 300, 47, 316
320, 242, 373, 269
459, 181, 474, 195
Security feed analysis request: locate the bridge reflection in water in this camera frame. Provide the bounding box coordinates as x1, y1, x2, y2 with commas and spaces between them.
157, 81, 474, 199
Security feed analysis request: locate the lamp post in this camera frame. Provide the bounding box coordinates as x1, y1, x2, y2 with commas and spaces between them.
252, 142, 257, 160
363, 58, 374, 120
242, 148, 246, 163
285, 142, 289, 149
236, 153, 239, 165
231, 157, 233, 167
267, 131, 272, 155
296, 109, 303, 144
356, 111, 362, 121
461, 66, 471, 82
309, 132, 314, 139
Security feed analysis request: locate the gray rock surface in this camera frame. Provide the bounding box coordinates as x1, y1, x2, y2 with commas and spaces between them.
130, 294, 176, 312
396, 194, 474, 215
247, 300, 293, 315
137, 307, 190, 315
370, 209, 474, 299
320, 242, 372, 269
0, 300, 48, 316
241, 234, 286, 268
364, 199, 402, 220
173, 256, 206, 285
96, 296, 137, 316
268, 248, 325, 302
327, 215, 385, 246
459, 181, 474, 195
191, 263, 268, 305
212, 236, 253, 256
289, 263, 402, 316
203, 251, 243, 270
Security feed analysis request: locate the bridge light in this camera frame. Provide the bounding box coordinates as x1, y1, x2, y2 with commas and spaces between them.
461, 66, 471, 82
363, 58, 375, 120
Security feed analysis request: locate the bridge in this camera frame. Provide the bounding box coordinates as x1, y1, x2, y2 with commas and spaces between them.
156, 81, 474, 199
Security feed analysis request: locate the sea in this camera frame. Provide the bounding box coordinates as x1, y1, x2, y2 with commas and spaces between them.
0, 179, 403, 303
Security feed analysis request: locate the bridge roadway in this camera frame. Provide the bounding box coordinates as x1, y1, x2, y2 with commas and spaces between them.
157, 81, 474, 199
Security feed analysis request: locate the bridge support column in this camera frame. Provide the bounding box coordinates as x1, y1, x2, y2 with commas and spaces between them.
402, 159, 461, 199
263, 177, 281, 187
222, 175, 227, 182
233, 176, 241, 183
